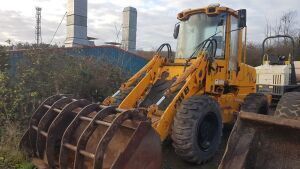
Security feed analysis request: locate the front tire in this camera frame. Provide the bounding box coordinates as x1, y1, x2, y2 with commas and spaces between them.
241, 93, 269, 114
171, 95, 222, 164
275, 92, 300, 119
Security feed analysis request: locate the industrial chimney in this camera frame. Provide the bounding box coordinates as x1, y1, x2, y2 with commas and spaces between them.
65, 0, 93, 47
121, 7, 137, 52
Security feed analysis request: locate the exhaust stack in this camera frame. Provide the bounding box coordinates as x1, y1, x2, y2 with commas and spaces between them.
65, 0, 93, 47
122, 7, 137, 52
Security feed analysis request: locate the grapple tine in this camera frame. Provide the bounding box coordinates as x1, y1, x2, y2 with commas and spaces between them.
59, 103, 101, 169
19, 130, 31, 155
21, 96, 162, 169
36, 97, 73, 158
74, 107, 117, 169
111, 122, 151, 168
46, 99, 91, 168
20, 94, 67, 157
111, 121, 162, 169
93, 109, 148, 169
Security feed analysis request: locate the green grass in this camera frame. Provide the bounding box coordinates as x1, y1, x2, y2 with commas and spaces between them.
0, 122, 34, 169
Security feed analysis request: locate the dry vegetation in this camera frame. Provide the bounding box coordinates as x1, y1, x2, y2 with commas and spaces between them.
0, 122, 33, 169
0, 45, 128, 168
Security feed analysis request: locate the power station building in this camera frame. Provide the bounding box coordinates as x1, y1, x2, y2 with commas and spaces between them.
121, 7, 137, 52
65, 0, 137, 51
65, 0, 94, 47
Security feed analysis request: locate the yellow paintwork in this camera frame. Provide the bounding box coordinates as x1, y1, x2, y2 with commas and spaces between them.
119, 55, 165, 108
104, 5, 256, 140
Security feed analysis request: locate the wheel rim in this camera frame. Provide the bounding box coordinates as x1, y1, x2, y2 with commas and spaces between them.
197, 112, 218, 151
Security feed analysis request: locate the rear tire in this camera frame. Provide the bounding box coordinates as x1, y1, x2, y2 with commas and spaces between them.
241, 93, 269, 114
274, 92, 300, 119
171, 95, 222, 164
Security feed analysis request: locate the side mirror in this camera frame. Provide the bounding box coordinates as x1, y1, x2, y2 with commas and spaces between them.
238, 9, 247, 28
173, 23, 180, 39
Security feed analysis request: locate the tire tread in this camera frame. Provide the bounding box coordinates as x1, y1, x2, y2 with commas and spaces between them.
274, 92, 300, 119
171, 95, 222, 164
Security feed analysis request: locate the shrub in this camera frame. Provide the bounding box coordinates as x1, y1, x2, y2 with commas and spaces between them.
0, 46, 129, 168
0, 122, 34, 169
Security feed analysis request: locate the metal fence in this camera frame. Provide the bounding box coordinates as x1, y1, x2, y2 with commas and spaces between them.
9, 45, 148, 76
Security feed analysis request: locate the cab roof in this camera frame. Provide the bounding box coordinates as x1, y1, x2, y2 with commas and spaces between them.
177, 4, 238, 21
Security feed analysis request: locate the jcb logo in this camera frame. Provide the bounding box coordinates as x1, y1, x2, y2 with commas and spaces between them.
175, 86, 190, 108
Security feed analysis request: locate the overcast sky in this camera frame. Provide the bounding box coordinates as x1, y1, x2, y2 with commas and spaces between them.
0, 0, 299, 50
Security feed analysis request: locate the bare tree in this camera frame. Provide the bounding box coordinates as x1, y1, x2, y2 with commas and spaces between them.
273, 11, 297, 45
264, 10, 298, 46
280, 10, 297, 35
265, 10, 298, 36
265, 17, 272, 46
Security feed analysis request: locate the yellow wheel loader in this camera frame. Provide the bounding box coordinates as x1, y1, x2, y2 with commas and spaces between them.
20, 4, 272, 169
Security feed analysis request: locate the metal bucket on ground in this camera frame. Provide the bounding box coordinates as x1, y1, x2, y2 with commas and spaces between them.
219, 112, 300, 169
20, 95, 162, 169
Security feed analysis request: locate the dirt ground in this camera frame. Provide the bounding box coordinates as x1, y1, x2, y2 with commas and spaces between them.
162, 127, 232, 169
162, 106, 277, 169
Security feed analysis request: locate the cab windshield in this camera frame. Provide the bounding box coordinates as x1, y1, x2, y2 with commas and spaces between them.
176, 13, 227, 58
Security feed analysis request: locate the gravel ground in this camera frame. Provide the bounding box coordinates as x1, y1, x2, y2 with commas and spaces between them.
161, 106, 277, 169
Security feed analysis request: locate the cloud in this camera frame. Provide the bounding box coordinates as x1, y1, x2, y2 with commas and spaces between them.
0, 10, 34, 43
0, 0, 299, 50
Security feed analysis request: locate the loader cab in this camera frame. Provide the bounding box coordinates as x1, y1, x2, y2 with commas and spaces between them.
175, 11, 227, 59
174, 5, 247, 68
173, 5, 254, 89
